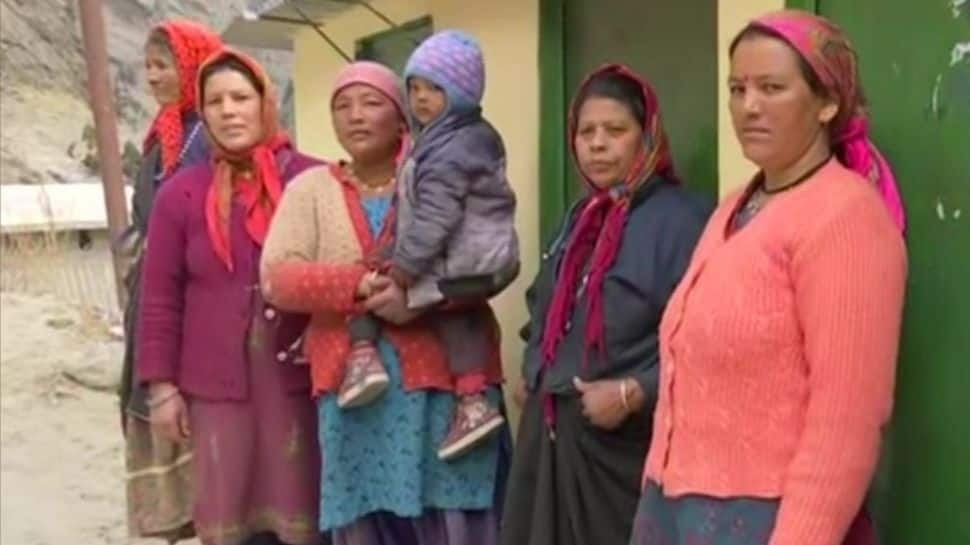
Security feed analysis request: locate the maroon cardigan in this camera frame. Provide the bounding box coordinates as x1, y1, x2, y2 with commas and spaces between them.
136, 149, 322, 400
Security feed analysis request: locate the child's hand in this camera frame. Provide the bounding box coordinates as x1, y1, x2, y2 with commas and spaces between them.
357, 272, 392, 298
357, 271, 378, 298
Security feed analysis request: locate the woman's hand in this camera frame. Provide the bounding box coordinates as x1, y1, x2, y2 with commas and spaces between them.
149, 382, 190, 443
513, 381, 528, 408
364, 280, 422, 325
573, 377, 642, 430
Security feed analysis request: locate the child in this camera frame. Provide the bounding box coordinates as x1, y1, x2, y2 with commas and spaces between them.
339, 30, 519, 462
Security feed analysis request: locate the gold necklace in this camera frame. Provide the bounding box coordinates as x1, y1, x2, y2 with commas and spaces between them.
347, 164, 394, 194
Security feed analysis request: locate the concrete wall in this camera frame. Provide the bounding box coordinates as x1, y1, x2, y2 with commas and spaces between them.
717, 0, 786, 196
291, 0, 540, 410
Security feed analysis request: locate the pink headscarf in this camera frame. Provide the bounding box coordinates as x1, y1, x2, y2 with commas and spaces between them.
745, 10, 906, 232
332, 61, 406, 120
331, 61, 409, 163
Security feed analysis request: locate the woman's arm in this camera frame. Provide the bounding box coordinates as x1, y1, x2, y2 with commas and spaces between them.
260, 170, 368, 314
136, 182, 188, 385
769, 196, 906, 545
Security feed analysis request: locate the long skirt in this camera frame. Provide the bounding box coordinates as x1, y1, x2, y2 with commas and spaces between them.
122, 255, 196, 542
500, 393, 652, 545
187, 323, 324, 545
332, 508, 501, 545
124, 414, 196, 542
630, 481, 880, 545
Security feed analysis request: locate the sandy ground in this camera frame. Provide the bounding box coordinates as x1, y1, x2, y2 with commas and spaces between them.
0, 291, 200, 545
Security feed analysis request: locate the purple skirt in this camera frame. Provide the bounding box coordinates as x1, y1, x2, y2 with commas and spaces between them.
332, 509, 499, 545
187, 313, 323, 545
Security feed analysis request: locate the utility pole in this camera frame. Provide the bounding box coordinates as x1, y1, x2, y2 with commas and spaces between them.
78, 0, 129, 310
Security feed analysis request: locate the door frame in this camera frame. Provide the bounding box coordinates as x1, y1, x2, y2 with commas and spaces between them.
538, 0, 567, 245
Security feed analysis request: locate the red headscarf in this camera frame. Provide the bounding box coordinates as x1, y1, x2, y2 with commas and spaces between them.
196, 48, 291, 271
142, 20, 222, 177
743, 10, 906, 232
541, 64, 676, 368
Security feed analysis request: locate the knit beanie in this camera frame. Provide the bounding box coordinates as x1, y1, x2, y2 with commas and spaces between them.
404, 30, 485, 112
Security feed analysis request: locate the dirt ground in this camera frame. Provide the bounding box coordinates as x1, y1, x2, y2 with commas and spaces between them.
0, 290, 200, 545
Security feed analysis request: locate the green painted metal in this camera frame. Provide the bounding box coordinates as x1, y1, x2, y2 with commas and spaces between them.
355, 16, 433, 75
537, 0, 719, 244
785, 0, 818, 12
537, 0, 568, 245
559, 0, 719, 205
809, 1, 970, 543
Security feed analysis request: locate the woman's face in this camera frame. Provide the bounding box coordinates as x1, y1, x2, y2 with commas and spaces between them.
728, 35, 838, 173
145, 43, 179, 106
202, 69, 264, 153
332, 83, 403, 163
573, 96, 644, 189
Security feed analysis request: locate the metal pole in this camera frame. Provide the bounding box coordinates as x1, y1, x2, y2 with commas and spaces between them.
78, 0, 129, 310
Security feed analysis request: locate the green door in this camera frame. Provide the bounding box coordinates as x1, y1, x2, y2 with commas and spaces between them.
538, 0, 719, 241
802, 2, 970, 542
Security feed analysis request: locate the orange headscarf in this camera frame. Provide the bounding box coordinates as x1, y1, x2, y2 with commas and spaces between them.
143, 20, 222, 177
196, 48, 290, 271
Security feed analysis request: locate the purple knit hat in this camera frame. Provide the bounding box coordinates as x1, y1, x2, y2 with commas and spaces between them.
404, 29, 485, 111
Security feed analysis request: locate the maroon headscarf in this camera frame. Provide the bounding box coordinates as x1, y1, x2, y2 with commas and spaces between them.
541, 64, 676, 370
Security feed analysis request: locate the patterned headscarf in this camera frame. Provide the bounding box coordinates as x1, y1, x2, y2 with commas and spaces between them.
142, 20, 222, 177
541, 64, 676, 369
197, 48, 291, 271
743, 10, 906, 231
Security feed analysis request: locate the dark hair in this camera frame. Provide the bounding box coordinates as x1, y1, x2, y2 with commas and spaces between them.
199, 56, 264, 100
574, 72, 647, 128
144, 28, 173, 55
729, 25, 827, 99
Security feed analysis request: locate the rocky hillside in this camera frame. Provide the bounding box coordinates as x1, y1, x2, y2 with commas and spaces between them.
0, 0, 293, 185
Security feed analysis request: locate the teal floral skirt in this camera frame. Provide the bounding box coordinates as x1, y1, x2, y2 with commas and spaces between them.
630, 481, 779, 545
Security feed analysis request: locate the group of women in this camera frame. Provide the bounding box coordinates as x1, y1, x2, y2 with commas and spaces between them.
120, 8, 906, 545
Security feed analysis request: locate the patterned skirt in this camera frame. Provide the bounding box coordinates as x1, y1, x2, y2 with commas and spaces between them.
630, 481, 879, 545
332, 508, 501, 545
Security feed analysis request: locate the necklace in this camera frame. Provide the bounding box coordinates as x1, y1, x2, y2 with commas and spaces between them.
154, 120, 203, 182
347, 164, 395, 194
735, 155, 832, 229
761, 154, 832, 194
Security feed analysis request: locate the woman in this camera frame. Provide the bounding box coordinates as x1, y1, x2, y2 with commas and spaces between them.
137, 48, 325, 545
631, 10, 907, 545
500, 65, 711, 545
119, 19, 221, 543
259, 61, 509, 545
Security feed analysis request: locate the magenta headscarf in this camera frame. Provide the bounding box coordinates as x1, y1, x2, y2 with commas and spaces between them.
743, 10, 906, 232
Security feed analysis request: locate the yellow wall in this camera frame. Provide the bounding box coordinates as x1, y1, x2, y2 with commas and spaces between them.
292, 0, 541, 416
292, 0, 429, 159
288, 0, 784, 419
717, 0, 786, 196
430, 0, 541, 420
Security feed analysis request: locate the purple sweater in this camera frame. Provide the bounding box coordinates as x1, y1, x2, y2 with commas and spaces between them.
136, 149, 322, 400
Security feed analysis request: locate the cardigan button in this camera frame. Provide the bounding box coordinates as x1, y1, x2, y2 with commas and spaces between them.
276, 351, 288, 363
